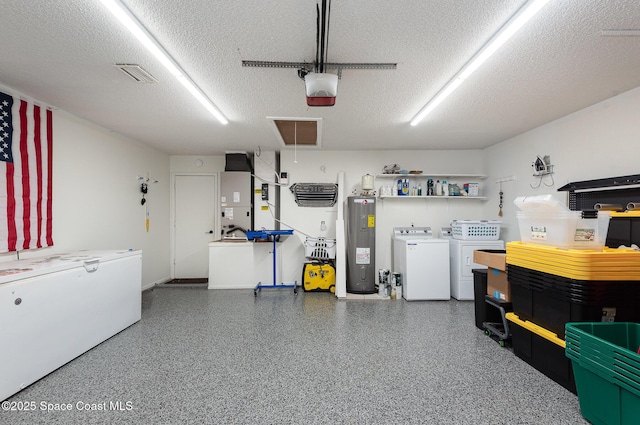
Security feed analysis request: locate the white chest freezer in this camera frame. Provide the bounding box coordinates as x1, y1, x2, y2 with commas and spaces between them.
0, 250, 142, 401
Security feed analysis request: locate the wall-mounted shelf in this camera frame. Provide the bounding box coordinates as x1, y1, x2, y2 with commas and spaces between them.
557, 174, 640, 211
376, 173, 486, 200
557, 174, 640, 192
376, 174, 487, 179
378, 195, 487, 200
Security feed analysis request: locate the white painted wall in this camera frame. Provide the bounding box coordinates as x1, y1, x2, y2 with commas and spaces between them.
170, 155, 225, 174
0, 109, 171, 290
279, 149, 491, 285
482, 85, 640, 243
14, 85, 634, 293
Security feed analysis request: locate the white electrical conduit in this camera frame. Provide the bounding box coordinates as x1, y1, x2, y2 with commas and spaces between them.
253, 146, 288, 187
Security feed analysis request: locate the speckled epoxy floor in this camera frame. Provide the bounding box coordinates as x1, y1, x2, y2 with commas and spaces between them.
2, 288, 588, 424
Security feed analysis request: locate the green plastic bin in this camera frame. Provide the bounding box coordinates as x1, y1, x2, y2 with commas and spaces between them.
565, 322, 640, 425
572, 362, 640, 425
566, 322, 640, 388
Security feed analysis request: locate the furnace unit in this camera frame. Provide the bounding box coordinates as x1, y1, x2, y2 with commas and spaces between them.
220, 171, 252, 239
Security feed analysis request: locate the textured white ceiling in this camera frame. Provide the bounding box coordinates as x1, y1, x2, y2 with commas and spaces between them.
1, 0, 639, 154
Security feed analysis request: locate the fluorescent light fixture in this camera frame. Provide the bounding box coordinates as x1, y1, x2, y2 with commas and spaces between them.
410, 0, 550, 126
98, 0, 228, 125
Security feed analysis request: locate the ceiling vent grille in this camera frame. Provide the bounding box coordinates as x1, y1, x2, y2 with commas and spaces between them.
290, 183, 338, 207
115, 64, 158, 83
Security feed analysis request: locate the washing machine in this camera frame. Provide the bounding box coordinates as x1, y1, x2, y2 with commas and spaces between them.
448, 239, 504, 300
393, 227, 450, 300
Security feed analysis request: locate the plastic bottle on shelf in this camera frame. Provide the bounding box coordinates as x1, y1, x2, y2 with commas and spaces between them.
427, 179, 434, 196
417, 184, 422, 196
442, 180, 448, 197
401, 179, 409, 196
435, 180, 442, 196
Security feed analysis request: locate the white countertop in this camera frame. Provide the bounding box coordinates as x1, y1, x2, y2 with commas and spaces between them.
209, 240, 253, 246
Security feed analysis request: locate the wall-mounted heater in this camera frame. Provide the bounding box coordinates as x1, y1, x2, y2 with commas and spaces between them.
290, 183, 338, 207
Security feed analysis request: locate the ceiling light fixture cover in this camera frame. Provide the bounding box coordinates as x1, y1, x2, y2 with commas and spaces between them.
410, 0, 551, 126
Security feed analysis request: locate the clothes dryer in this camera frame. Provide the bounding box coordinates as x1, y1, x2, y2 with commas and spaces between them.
449, 239, 504, 300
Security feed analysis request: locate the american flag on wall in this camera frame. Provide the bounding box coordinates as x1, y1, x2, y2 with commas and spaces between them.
0, 90, 53, 252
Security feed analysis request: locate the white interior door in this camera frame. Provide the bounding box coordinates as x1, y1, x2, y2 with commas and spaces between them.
174, 174, 217, 279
